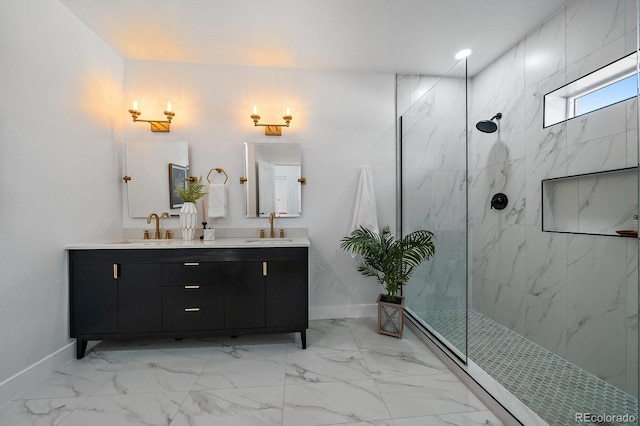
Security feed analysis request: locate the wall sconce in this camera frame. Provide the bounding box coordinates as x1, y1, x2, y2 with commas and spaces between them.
128, 101, 175, 132
250, 105, 292, 136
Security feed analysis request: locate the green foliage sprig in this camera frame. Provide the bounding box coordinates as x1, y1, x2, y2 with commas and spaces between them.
340, 225, 435, 303
174, 176, 206, 203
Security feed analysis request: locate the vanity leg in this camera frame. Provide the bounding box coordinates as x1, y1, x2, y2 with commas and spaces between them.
76, 338, 87, 359
300, 330, 307, 349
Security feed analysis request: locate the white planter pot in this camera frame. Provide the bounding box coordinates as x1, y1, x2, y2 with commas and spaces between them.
180, 202, 198, 240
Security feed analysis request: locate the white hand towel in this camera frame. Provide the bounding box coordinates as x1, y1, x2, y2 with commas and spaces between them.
350, 167, 379, 235
207, 184, 227, 218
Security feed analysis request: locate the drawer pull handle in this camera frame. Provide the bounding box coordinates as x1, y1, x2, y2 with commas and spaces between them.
184, 262, 200, 266
263, 261, 267, 277
184, 307, 200, 312
184, 285, 200, 289
113, 264, 119, 279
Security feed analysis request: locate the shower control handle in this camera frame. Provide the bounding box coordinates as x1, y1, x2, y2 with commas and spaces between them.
490, 193, 508, 210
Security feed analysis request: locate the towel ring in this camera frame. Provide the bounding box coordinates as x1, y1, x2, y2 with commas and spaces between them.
207, 168, 228, 184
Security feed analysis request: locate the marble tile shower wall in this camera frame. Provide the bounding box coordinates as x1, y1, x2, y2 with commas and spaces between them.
470, 0, 638, 396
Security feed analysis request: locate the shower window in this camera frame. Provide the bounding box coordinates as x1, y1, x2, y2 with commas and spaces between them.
572, 73, 636, 116
544, 51, 637, 127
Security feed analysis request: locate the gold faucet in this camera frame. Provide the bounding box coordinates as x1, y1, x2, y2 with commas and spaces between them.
147, 212, 170, 239
269, 211, 275, 238
147, 213, 161, 239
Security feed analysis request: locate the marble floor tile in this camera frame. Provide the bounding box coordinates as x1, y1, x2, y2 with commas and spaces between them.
217, 332, 299, 348
375, 373, 488, 418
350, 328, 427, 353
92, 359, 203, 396
282, 379, 390, 426
170, 387, 284, 426
7, 317, 503, 426
285, 351, 371, 384
0, 397, 84, 426
73, 348, 139, 369
58, 392, 186, 426
17, 364, 118, 400
307, 318, 352, 334
214, 341, 297, 359
345, 316, 380, 333
129, 346, 216, 362
194, 354, 286, 389
361, 348, 450, 378
15, 348, 139, 400
392, 410, 504, 425
294, 328, 361, 355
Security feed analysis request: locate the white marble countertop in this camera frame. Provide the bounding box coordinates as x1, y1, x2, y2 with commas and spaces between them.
65, 236, 311, 250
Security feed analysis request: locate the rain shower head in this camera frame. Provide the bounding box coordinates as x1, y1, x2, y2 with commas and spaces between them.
476, 112, 502, 133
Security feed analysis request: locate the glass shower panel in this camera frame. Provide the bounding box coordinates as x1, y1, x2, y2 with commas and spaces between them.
401, 59, 468, 360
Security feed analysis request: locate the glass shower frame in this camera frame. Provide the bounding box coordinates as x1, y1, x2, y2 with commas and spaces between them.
399, 58, 469, 363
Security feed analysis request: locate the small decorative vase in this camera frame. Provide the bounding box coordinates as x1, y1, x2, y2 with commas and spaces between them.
180, 202, 198, 240
377, 294, 405, 338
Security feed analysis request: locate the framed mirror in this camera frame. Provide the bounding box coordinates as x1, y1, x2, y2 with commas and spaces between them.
125, 140, 189, 218
243, 142, 302, 217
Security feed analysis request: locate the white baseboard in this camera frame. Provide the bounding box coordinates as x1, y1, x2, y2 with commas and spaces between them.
0, 342, 75, 408
310, 303, 377, 320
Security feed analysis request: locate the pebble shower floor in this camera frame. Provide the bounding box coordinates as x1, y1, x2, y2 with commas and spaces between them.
418, 309, 638, 426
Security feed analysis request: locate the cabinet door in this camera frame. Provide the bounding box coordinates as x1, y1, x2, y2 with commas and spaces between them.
265, 260, 308, 328
224, 261, 265, 329
71, 263, 118, 335
118, 264, 161, 333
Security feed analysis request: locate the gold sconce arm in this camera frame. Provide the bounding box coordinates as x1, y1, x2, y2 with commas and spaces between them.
250, 107, 293, 136
128, 102, 175, 132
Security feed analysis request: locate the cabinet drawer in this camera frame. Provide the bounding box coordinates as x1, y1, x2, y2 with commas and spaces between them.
162, 286, 223, 308
162, 263, 223, 286
162, 306, 224, 331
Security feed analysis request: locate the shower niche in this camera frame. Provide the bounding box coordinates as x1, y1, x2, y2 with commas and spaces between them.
542, 167, 638, 236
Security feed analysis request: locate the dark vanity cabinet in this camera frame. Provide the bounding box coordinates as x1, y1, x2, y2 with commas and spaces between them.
69, 247, 308, 358
224, 259, 308, 346
71, 259, 161, 356
265, 260, 308, 330
161, 262, 225, 332
224, 261, 267, 329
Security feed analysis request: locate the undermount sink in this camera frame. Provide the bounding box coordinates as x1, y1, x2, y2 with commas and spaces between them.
243, 238, 294, 244
106, 239, 169, 245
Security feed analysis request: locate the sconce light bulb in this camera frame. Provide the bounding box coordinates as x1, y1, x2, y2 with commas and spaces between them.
285, 106, 291, 115
252, 105, 258, 115
166, 101, 172, 112
132, 100, 139, 111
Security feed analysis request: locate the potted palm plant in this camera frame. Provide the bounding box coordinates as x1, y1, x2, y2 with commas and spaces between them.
341, 225, 435, 338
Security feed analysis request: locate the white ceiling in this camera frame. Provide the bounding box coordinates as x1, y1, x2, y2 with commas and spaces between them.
60, 0, 568, 76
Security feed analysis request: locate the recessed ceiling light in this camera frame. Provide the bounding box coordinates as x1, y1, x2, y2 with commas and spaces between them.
455, 49, 472, 60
